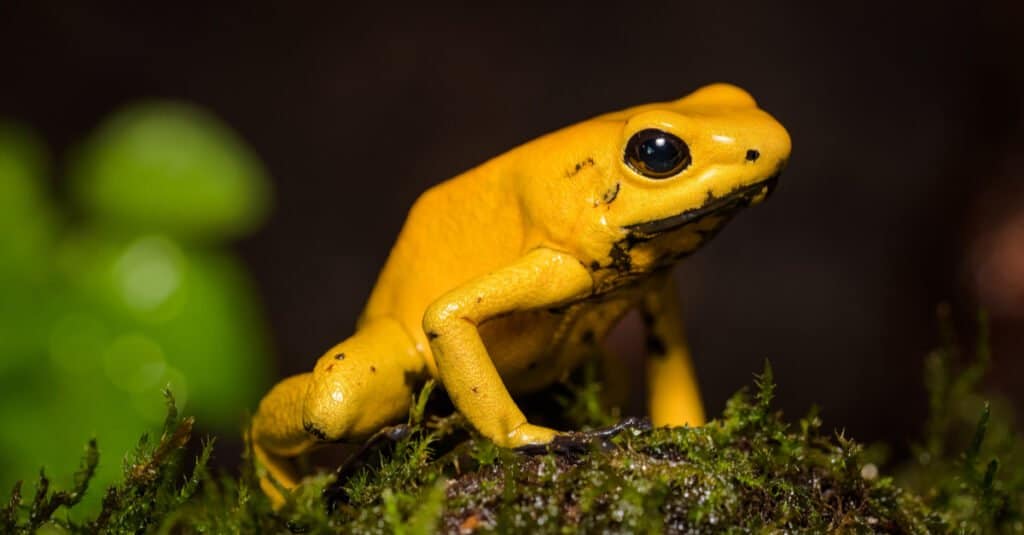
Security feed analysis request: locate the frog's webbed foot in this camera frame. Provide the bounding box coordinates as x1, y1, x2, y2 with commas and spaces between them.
514, 416, 652, 455
322, 424, 413, 511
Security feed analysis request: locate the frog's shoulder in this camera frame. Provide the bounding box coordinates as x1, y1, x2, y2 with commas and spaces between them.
362, 162, 532, 322
398, 160, 521, 240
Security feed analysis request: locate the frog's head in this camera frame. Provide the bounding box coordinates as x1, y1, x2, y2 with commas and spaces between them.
610, 84, 790, 235
520, 83, 791, 276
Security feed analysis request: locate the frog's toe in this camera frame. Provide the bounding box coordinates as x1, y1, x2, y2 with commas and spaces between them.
514, 435, 586, 455
514, 417, 652, 456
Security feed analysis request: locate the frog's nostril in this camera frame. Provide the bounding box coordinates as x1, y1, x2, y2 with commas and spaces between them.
745, 149, 760, 162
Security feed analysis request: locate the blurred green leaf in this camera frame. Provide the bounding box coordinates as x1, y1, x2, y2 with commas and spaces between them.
68, 101, 271, 240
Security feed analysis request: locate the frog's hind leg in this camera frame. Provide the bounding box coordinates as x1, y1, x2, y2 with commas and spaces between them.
250, 317, 427, 507
642, 275, 705, 427
250, 373, 316, 504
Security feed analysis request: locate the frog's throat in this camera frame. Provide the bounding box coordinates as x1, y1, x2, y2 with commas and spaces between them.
623, 173, 780, 237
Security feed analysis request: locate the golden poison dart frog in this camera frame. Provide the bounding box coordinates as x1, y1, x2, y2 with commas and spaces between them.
251, 83, 791, 503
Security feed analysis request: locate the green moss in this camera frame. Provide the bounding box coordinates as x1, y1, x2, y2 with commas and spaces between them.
3, 312, 1022, 533
895, 308, 1024, 532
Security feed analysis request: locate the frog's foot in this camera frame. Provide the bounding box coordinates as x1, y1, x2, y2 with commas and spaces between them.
251, 373, 319, 507
252, 317, 426, 509
514, 416, 652, 455
322, 423, 414, 511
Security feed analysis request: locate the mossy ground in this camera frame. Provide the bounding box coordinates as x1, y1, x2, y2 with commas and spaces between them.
3, 312, 1022, 534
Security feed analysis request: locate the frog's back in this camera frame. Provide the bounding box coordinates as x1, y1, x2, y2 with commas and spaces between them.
360, 159, 531, 359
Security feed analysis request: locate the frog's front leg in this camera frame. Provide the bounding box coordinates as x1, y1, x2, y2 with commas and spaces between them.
422, 248, 593, 448
250, 317, 425, 506
642, 273, 706, 427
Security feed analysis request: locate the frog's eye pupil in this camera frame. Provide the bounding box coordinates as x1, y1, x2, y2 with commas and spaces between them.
624, 129, 691, 179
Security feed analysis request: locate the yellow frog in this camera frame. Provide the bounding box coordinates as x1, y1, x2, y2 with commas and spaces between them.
251, 83, 791, 503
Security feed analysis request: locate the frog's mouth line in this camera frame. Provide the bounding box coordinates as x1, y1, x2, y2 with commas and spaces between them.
623, 174, 780, 236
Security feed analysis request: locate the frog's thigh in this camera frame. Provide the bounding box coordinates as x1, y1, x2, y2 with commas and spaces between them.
251, 373, 315, 505
643, 276, 705, 427
251, 317, 424, 505
303, 317, 425, 442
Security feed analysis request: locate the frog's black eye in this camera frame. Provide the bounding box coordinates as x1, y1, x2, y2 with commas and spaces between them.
624, 129, 691, 179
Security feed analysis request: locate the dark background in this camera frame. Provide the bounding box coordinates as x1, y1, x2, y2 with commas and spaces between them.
3, 2, 1023, 451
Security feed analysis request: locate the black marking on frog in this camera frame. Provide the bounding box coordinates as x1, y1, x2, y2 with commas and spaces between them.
303, 422, 328, 441
592, 229, 662, 276
548, 303, 573, 315
580, 329, 596, 345
608, 242, 632, 274
745, 149, 760, 162
646, 332, 668, 359
619, 231, 655, 253
370, 365, 377, 373
624, 174, 780, 235
471, 386, 479, 394
334, 352, 346, 360
403, 369, 424, 392
602, 182, 620, 204
426, 331, 439, 341
566, 157, 596, 178
640, 309, 655, 328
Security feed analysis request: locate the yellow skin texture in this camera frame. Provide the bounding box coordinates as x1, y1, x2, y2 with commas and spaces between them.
251, 83, 792, 503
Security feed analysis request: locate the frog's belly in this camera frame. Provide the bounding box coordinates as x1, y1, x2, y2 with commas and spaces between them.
478, 296, 637, 394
